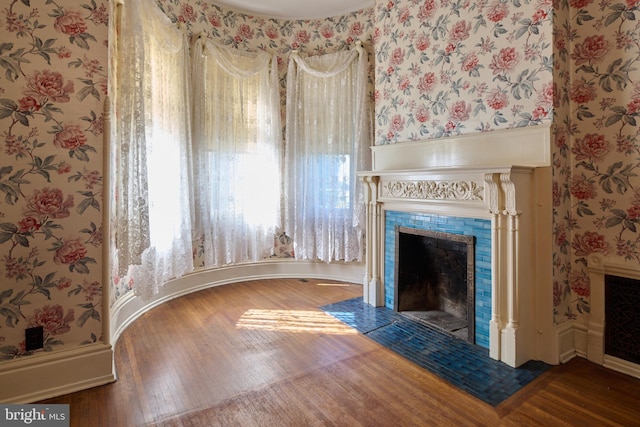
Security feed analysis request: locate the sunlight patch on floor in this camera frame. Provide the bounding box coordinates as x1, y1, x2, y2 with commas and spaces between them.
315, 282, 354, 287
236, 309, 357, 335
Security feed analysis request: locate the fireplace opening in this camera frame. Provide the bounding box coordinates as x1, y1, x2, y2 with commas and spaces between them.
394, 226, 475, 343
605, 274, 640, 365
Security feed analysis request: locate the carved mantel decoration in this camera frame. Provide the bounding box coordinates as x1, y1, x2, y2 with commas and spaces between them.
382, 180, 483, 201
358, 125, 555, 368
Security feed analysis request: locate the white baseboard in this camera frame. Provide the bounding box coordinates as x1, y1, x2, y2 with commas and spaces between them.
604, 355, 640, 380
0, 343, 114, 403
555, 320, 581, 363
110, 260, 364, 345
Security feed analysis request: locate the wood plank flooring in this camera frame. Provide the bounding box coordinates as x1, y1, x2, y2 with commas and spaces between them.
40, 278, 640, 426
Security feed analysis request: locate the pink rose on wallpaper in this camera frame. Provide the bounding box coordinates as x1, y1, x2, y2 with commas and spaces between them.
56, 277, 73, 291
180, 4, 197, 23
570, 271, 590, 298
207, 12, 221, 27
398, 8, 411, 25
24, 188, 74, 219
554, 223, 567, 248
537, 82, 556, 108
572, 133, 610, 162
350, 22, 364, 37
295, 30, 311, 45
489, 47, 519, 75
236, 24, 254, 41
627, 98, 640, 114
444, 121, 456, 133
417, 72, 437, 93
57, 162, 72, 174
390, 114, 405, 132
18, 96, 40, 112
450, 20, 470, 42
390, 47, 405, 66
415, 107, 430, 123
24, 70, 74, 103
627, 0, 640, 8
321, 25, 335, 39
572, 231, 610, 256
265, 25, 279, 39
28, 305, 75, 336
531, 9, 548, 24
486, 89, 508, 110
54, 10, 87, 36
57, 46, 72, 59
486, 1, 509, 22
569, 80, 596, 104
445, 43, 456, 55
571, 35, 609, 66
569, 0, 594, 8
627, 205, 640, 221
415, 34, 430, 51
449, 100, 470, 122
461, 52, 479, 73
398, 75, 411, 91
54, 238, 88, 265
53, 124, 87, 150
532, 106, 547, 120
569, 175, 597, 200
18, 216, 41, 233
418, 0, 437, 20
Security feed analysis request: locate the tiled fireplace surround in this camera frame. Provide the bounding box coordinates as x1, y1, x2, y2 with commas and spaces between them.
359, 125, 555, 367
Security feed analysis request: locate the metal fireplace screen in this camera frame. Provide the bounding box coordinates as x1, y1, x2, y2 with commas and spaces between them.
605, 274, 640, 365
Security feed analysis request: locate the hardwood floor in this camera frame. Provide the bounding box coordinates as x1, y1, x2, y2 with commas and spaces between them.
40, 278, 640, 426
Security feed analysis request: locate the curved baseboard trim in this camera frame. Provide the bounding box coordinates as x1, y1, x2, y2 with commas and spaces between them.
0, 343, 115, 404
110, 260, 364, 346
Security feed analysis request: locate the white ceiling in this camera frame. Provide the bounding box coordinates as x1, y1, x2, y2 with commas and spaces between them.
214, 0, 374, 19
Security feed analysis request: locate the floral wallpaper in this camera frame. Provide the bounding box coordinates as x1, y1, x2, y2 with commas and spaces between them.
552, 0, 640, 325
373, 0, 554, 144
0, 0, 108, 360
1, 0, 638, 367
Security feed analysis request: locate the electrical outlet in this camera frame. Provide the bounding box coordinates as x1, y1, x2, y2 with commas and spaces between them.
25, 326, 44, 351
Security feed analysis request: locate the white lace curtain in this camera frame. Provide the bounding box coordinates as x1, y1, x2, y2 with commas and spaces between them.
112, 0, 194, 299
285, 46, 370, 262
191, 40, 282, 267
112, 0, 369, 298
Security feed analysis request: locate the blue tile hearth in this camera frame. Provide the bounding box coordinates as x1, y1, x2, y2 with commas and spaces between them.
320, 297, 550, 406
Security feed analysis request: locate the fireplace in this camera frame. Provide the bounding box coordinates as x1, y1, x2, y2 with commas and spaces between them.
358, 125, 555, 367
394, 226, 475, 343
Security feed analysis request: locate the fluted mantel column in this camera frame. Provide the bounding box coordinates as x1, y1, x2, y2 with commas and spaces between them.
359, 174, 383, 306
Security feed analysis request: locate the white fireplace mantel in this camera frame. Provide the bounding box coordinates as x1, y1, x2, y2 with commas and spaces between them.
358, 125, 555, 368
